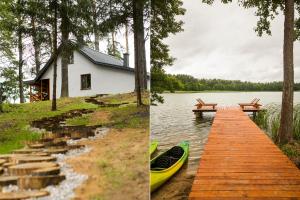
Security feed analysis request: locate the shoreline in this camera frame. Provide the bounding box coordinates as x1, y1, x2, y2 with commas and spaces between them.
162, 90, 300, 94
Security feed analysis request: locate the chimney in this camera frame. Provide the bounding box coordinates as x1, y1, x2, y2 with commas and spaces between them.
123, 53, 129, 68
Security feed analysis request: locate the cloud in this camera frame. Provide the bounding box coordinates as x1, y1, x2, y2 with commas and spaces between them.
165, 0, 300, 82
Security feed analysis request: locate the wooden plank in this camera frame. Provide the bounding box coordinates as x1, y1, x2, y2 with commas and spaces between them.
189, 108, 300, 199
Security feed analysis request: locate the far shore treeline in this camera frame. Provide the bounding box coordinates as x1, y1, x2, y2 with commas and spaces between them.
151, 73, 300, 92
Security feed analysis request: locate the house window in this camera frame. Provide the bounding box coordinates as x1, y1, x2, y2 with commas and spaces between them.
68, 52, 74, 64
81, 74, 91, 90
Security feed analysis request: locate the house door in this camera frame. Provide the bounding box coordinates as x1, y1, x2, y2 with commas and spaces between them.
41, 79, 50, 100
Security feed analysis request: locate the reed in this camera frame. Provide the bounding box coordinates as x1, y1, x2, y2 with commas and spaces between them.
255, 103, 300, 141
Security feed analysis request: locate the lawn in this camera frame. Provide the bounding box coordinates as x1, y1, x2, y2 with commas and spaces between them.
0, 93, 148, 154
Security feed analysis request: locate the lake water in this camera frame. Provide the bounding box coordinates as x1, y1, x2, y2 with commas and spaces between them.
150, 91, 300, 200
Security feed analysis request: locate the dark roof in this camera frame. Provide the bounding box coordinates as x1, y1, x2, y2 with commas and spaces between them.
25, 45, 134, 84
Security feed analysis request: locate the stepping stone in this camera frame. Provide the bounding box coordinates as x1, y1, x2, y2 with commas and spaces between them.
44, 148, 68, 154
13, 149, 41, 154
8, 162, 58, 176
18, 175, 65, 189
67, 144, 85, 150
0, 192, 29, 200
0, 159, 6, 166
15, 156, 56, 164
39, 137, 54, 143
32, 167, 60, 176
0, 155, 11, 162
51, 138, 67, 147
0, 190, 49, 199
3, 162, 15, 168
0, 176, 18, 186
28, 143, 45, 149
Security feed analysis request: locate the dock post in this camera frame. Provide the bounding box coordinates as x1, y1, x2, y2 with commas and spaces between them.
253, 111, 256, 119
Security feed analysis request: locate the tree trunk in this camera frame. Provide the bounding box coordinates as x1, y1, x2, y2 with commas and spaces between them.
31, 16, 41, 74
0, 85, 3, 113
277, 0, 294, 144
18, 23, 24, 103
95, 32, 100, 51
52, 0, 58, 111
111, 31, 116, 56
92, 0, 99, 51
133, 0, 147, 91
125, 22, 129, 53
133, 0, 146, 106
60, 0, 69, 98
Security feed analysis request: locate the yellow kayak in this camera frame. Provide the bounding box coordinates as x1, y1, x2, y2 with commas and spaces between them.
150, 141, 189, 192
150, 140, 158, 155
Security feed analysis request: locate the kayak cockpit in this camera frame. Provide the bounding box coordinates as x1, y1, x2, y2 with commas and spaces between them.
151, 146, 184, 170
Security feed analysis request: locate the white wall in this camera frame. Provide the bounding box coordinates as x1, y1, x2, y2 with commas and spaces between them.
41, 51, 141, 99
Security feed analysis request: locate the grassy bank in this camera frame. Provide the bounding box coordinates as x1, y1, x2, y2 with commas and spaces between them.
162, 90, 286, 93
65, 93, 149, 199
0, 92, 148, 154
254, 104, 300, 167
65, 92, 149, 129
0, 98, 97, 154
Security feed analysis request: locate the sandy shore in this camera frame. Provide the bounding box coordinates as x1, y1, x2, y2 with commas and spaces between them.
67, 128, 149, 200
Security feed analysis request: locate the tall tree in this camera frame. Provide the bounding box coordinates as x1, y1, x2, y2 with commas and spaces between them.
150, 0, 186, 104
278, 0, 294, 143
59, 0, 70, 97
57, 0, 94, 97
202, 0, 298, 143
16, 0, 25, 103
51, 0, 58, 111
101, 0, 150, 105
133, 0, 146, 105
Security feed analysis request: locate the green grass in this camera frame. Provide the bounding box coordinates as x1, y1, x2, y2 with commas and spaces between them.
254, 103, 300, 141
0, 93, 149, 154
0, 97, 98, 154
65, 93, 149, 129
65, 114, 92, 126
254, 104, 300, 166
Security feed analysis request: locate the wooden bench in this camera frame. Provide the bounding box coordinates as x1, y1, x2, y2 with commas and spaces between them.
238, 98, 262, 109
195, 98, 217, 110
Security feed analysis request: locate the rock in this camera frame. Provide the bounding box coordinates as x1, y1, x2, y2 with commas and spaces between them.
8, 162, 58, 176
0, 176, 18, 186
0, 155, 11, 162
13, 149, 41, 154
0, 190, 49, 199
67, 144, 85, 150
44, 148, 68, 154
0, 167, 3, 175
0, 192, 29, 200
3, 162, 15, 168
28, 143, 45, 149
15, 156, 56, 164
18, 175, 65, 189
32, 167, 60, 176
0, 159, 6, 166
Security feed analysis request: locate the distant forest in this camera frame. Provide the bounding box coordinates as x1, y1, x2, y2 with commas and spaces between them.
152, 73, 300, 92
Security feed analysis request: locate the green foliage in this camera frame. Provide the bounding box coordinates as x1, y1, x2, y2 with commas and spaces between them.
150, 0, 185, 104
1, 65, 19, 102
154, 73, 300, 92
0, 97, 97, 154
255, 103, 300, 141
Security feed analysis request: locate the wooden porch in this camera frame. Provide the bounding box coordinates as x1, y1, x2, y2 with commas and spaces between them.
28, 79, 50, 102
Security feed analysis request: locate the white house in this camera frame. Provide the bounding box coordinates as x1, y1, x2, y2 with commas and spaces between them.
25, 45, 149, 102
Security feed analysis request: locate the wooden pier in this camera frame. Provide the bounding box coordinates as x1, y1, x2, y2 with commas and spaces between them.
189, 108, 300, 199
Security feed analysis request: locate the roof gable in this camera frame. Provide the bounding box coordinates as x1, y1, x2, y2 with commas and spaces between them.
27, 45, 134, 84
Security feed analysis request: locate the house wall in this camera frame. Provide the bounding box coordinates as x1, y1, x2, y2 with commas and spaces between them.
41, 51, 149, 99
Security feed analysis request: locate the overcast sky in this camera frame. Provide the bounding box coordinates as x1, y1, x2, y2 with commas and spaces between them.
164, 0, 300, 82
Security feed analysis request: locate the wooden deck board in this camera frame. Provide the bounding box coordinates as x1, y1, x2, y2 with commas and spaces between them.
189, 109, 300, 199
